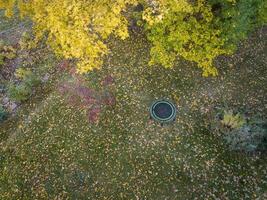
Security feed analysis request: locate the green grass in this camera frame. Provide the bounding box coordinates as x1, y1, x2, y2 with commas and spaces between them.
0, 20, 267, 199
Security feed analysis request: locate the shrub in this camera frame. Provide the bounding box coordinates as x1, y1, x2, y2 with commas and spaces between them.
0, 54, 4, 69
0, 39, 16, 69
0, 105, 8, 123
7, 83, 32, 102
24, 73, 41, 88
221, 110, 246, 129
18, 31, 36, 50
224, 121, 267, 152
0, 84, 5, 93
8, 68, 41, 102
15, 68, 41, 87
58, 74, 115, 123
15, 68, 32, 80
210, 106, 267, 153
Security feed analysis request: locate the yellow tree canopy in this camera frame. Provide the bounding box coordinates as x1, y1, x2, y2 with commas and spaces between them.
1, 0, 266, 76
0, 0, 138, 73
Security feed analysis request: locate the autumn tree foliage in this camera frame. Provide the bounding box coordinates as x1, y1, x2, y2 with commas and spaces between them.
0, 0, 138, 73
142, 0, 267, 76
0, 0, 266, 76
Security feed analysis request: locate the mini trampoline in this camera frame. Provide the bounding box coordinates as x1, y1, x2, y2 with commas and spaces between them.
149, 99, 176, 126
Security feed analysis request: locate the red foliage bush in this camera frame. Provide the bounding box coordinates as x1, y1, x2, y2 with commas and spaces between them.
58, 75, 115, 123
87, 106, 101, 123
58, 60, 71, 71
102, 75, 114, 86
76, 86, 94, 98
67, 95, 81, 107
102, 92, 116, 106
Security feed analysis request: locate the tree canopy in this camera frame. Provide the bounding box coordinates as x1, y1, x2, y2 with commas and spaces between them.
0, 0, 266, 76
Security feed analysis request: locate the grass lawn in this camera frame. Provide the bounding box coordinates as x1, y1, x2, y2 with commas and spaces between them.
0, 15, 267, 199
